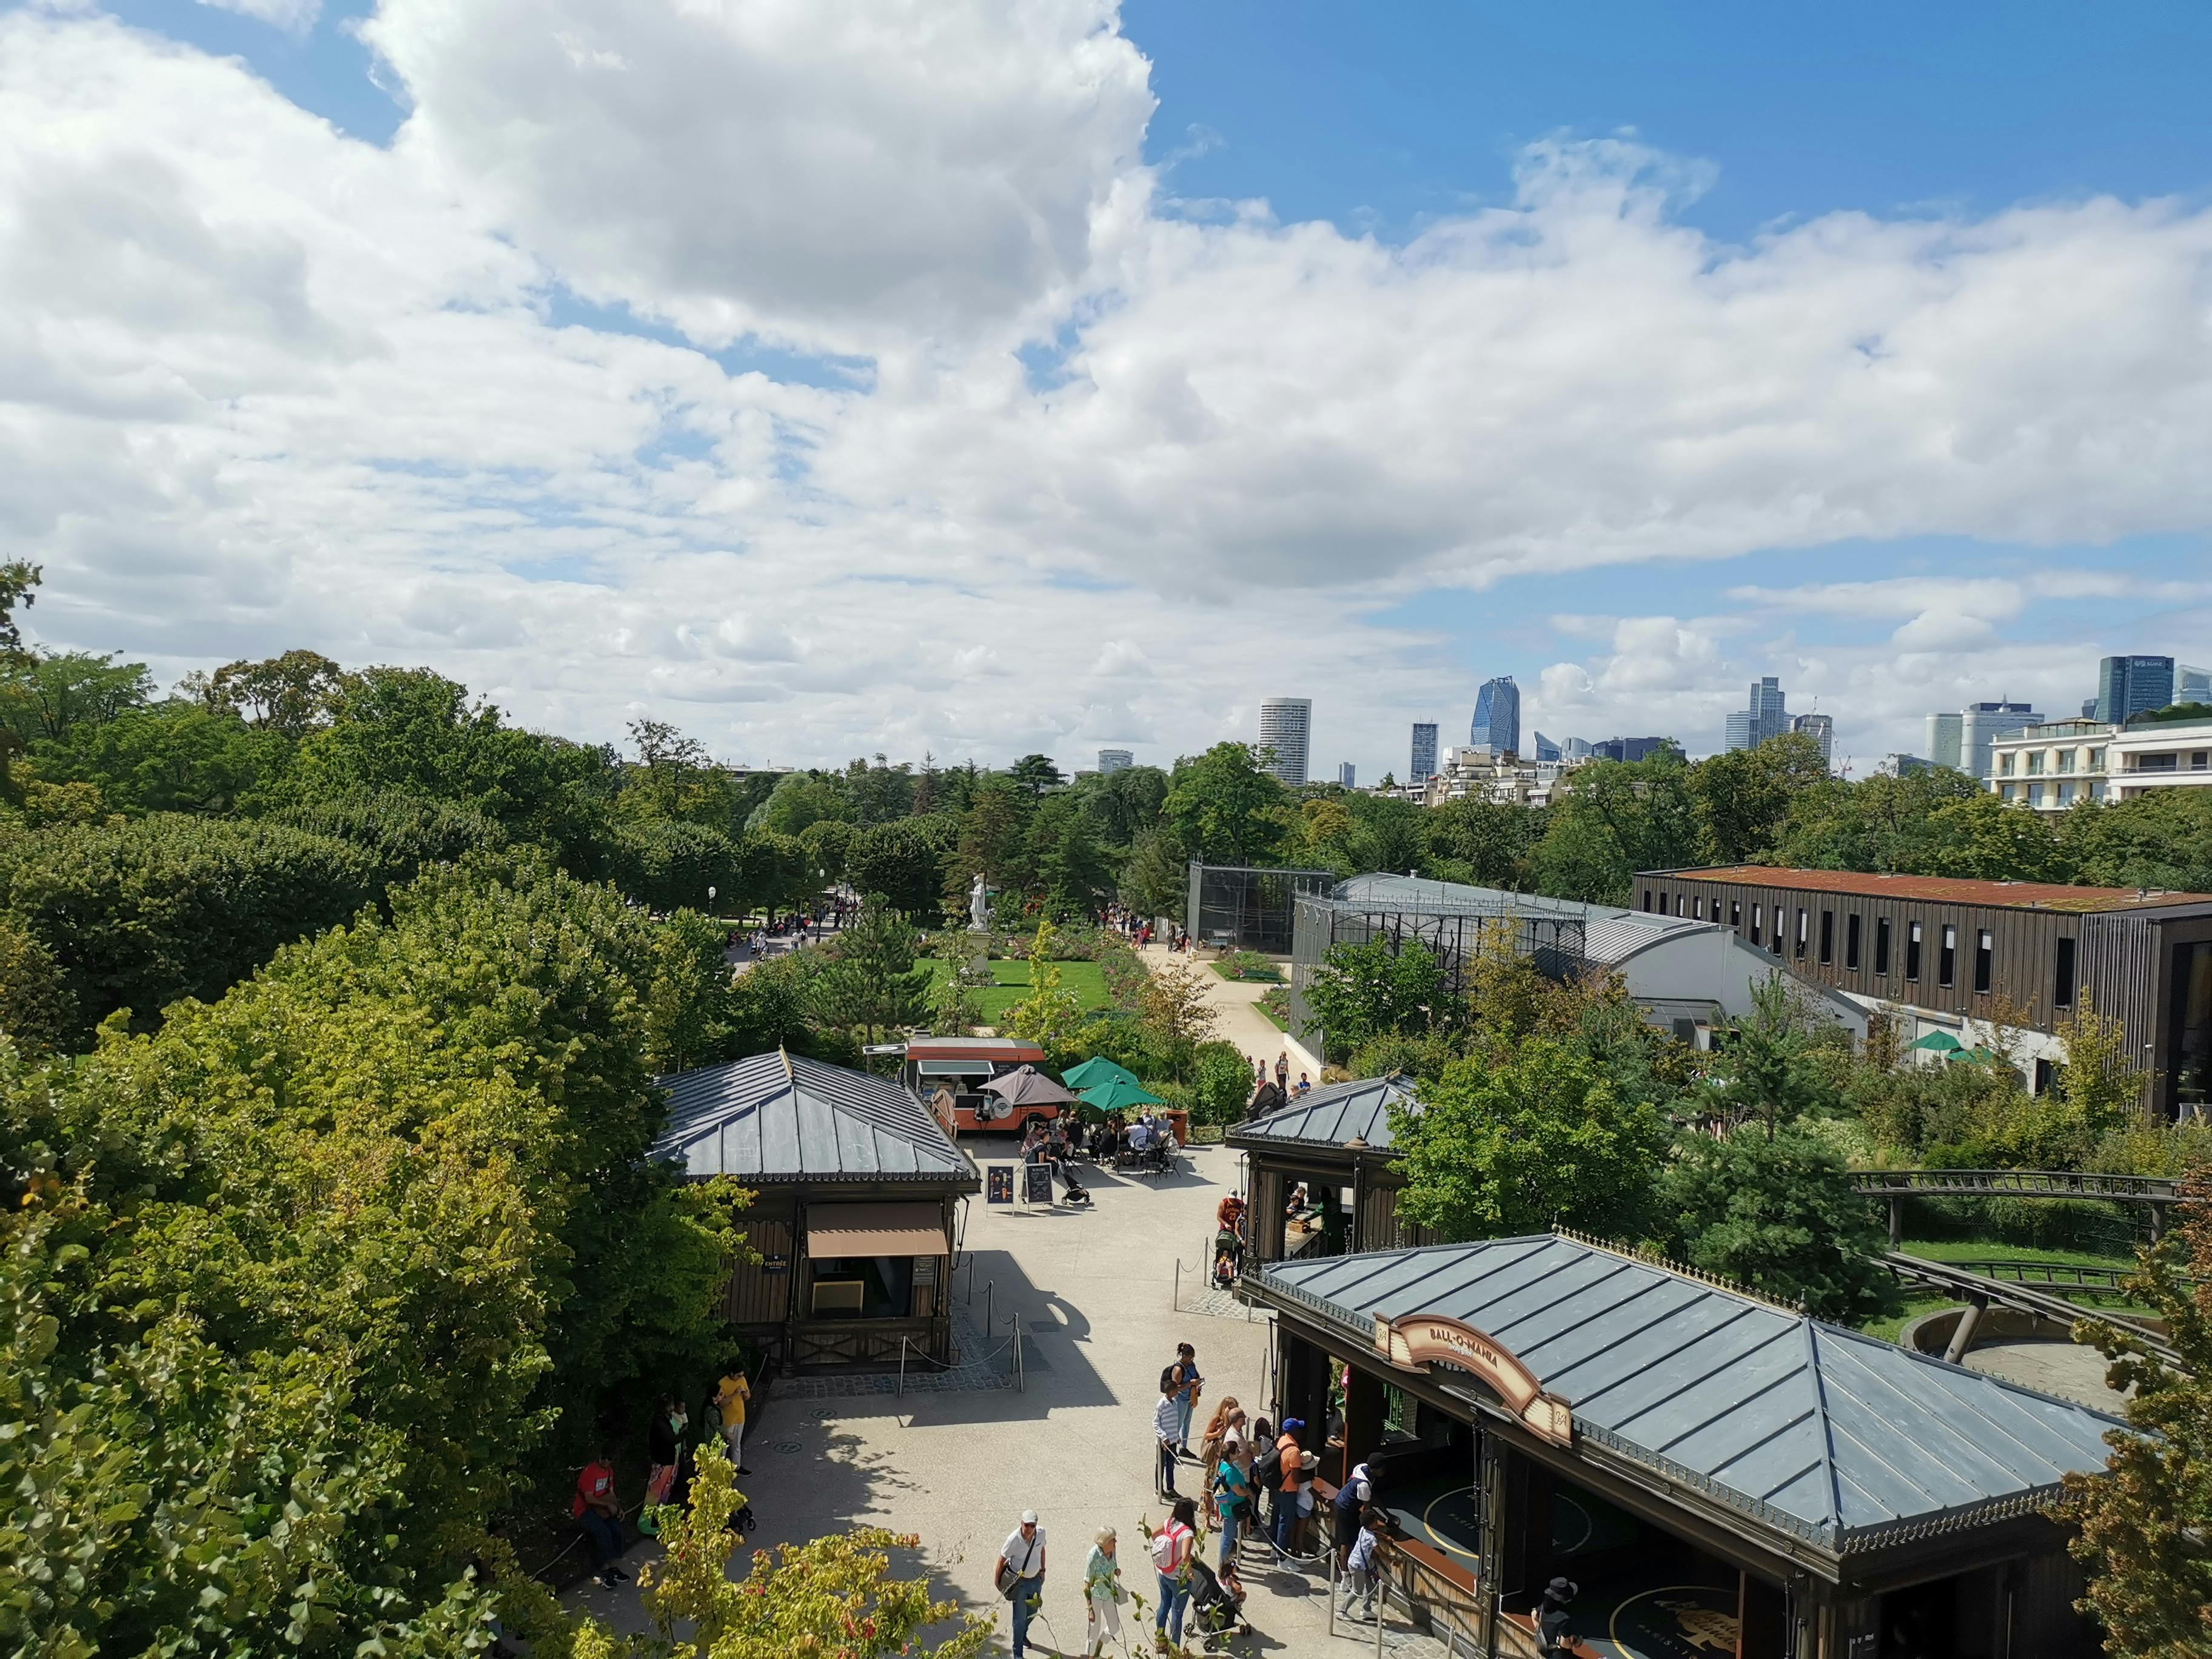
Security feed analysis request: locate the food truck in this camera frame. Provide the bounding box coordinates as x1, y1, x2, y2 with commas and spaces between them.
898, 1036, 1059, 1134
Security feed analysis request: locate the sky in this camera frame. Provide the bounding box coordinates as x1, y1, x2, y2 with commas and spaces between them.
6, 2, 2212, 779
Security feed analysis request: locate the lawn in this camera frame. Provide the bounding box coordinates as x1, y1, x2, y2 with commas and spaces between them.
917, 957, 1113, 1024
1901, 1239, 2138, 1272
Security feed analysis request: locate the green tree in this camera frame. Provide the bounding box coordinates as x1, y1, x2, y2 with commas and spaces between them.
1718, 975, 1839, 1140
948, 777, 1027, 899
747, 771, 853, 837
1030, 796, 1113, 921
591, 1438, 989, 1659
27, 702, 279, 815
1007, 752, 1065, 799
843, 754, 917, 825
1191, 1039, 1256, 1125
1304, 937, 1446, 1060
0, 649, 155, 748
810, 896, 929, 1043
0, 558, 40, 657
1389, 1037, 1668, 1241
733, 829, 813, 916
2061, 791, 2212, 893
1004, 919, 1084, 1057
1074, 762, 1170, 846
204, 648, 344, 737
613, 820, 743, 913
0, 816, 384, 1045
1771, 766, 1982, 873
799, 816, 856, 886
1425, 798, 1547, 889
1162, 742, 1291, 867
1529, 751, 1697, 903
2064, 1171, 2212, 1659
850, 817, 952, 919
1919, 791, 2070, 882
1657, 1125, 1900, 1321
1117, 826, 1189, 918
1687, 732, 1829, 865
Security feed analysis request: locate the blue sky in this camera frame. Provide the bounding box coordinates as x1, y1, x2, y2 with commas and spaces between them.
13, 2, 2212, 772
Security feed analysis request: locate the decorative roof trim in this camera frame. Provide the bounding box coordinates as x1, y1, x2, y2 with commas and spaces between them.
1550, 1225, 1808, 1317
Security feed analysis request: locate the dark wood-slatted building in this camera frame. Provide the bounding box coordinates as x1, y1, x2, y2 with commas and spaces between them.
652, 1049, 979, 1373
1635, 866, 2212, 1116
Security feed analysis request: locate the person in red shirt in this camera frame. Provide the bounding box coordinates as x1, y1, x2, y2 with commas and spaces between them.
572, 1441, 627, 1588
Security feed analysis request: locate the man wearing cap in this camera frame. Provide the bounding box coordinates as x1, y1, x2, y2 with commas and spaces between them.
1537, 1575, 1578, 1655
995, 1510, 1047, 1658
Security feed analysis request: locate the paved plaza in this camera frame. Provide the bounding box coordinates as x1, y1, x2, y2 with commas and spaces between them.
571, 1138, 1449, 1656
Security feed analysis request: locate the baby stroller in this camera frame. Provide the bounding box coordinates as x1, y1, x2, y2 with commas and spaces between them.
1185, 1559, 1250, 1652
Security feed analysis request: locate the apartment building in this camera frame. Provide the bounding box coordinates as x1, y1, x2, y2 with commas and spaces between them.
1635, 866, 2212, 1118
2109, 715, 2212, 801
1988, 720, 2112, 811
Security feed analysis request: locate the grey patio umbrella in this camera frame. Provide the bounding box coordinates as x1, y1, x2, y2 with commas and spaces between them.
979, 1065, 1079, 1107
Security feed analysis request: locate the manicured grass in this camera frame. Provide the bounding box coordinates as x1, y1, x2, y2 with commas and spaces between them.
1857, 1295, 1957, 1346
917, 957, 1114, 1023
1253, 988, 1292, 1031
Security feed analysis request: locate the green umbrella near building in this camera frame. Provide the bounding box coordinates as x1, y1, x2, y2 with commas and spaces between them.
1909, 1031, 1966, 1056
1078, 1076, 1167, 1115
1063, 1056, 1141, 1092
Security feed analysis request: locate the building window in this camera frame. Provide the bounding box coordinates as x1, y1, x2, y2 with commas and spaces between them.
2057, 749, 2076, 775
1677, 894, 1686, 917
2027, 783, 2045, 807
1819, 909, 1834, 965
2057, 782, 2076, 806
2089, 748, 2106, 770
2091, 780, 2107, 800
1750, 904, 1761, 945
1905, 921, 1922, 982
2055, 936, 2076, 1008
1795, 908, 1808, 959
1641, 889, 1652, 911
2034, 1057, 2055, 1095
1729, 900, 1741, 928
1939, 925, 1957, 988
2195, 752, 2210, 771
1846, 912, 1862, 970
1996, 752, 2012, 775
2137, 752, 2179, 773
1692, 896, 1703, 919
1974, 930, 1993, 994
1875, 917, 1891, 976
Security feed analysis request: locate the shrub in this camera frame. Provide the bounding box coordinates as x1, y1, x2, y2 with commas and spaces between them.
1191, 1040, 1256, 1125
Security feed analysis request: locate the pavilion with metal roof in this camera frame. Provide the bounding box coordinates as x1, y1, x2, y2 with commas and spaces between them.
1246, 1232, 2123, 1659
1227, 1074, 1429, 1262
653, 1050, 979, 1373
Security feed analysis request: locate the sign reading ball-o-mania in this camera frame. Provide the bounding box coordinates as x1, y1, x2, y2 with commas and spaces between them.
1373, 1312, 1574, 1446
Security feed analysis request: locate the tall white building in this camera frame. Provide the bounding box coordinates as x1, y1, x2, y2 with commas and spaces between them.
1925, 712, 1964, 770
1258, 697, 1312, 786
1410, 722, 1438, 783
1959, 701, 2043, 782
1096, 748, 1133, 774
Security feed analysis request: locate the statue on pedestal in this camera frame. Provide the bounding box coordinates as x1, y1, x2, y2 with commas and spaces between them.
968, 873, 990, 933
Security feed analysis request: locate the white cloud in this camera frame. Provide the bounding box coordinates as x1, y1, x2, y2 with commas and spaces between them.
362, 0, 1155, 354
6, 4, 2212, 779
197, 0, 322, 35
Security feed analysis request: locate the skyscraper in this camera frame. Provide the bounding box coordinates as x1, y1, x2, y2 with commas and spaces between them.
2095, 655, 2175, 723
1409, 723, 1438, 783
1096, 748, 1133, 774
1926, 712, 1963, 769
1470, 676, 1520, 757
1725, 677, 1789, 751
2180, 664, 2211, 701
1792, 712, 1834, 765
1959, 700, 2042, 780
1257, 698, 1312, 786
1531, 731, 1561, 762
1336, 762, 1356, 788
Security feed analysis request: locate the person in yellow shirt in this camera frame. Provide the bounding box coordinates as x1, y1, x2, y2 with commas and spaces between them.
714, 1367, 751, 1476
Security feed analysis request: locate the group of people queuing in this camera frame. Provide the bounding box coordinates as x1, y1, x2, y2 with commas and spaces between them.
1211, 1190, 1247, 1289
570, 1363, 754, 1589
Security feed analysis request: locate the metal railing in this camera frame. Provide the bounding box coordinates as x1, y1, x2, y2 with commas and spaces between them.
1852, 1168, 2180, 1202
1882, 1252, 2184, 1368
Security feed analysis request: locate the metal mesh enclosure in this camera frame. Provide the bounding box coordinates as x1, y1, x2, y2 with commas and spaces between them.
1288, 876, 1594, 1053
1185, 861, 1336, 954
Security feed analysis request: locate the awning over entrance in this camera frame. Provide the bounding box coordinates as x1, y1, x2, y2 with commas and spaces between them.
805, 1202, 948, 1257
916, 1059, 993, 1077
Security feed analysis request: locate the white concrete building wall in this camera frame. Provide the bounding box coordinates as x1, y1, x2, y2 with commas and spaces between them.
2109, 717, 2212, 800
1987, 722, 2115, 812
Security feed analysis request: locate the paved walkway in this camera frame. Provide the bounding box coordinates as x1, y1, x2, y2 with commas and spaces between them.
567, 1140, 1450, 1656
1141, 943, 1324, 1085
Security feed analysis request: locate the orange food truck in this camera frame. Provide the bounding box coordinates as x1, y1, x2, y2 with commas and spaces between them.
899, 1036, 1060, 1135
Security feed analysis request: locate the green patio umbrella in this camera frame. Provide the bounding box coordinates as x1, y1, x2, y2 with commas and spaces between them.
1078, 1076, 1167, 1114
1909, 1031, 1965, 1054
1063, 1056, 1141, 1091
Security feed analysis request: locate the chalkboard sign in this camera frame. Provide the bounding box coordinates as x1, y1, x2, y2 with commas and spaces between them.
1024, 1162, 1056, 1205
986, 1164, 1016, 1204
760, 1253, 789, 1276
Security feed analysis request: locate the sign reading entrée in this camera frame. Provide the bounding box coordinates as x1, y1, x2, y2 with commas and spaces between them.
1373, 1312, 1574, 1447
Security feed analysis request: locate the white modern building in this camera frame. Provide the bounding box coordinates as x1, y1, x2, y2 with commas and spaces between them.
2110, 716, 2212, 800
1096, 748, 1133, 774
1988, 721, 2113, 811
1258, 697, 1312, 786
1958, 700, 2042, 783
1925, 712, 1963, 770
1792, 712, 1834, 765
